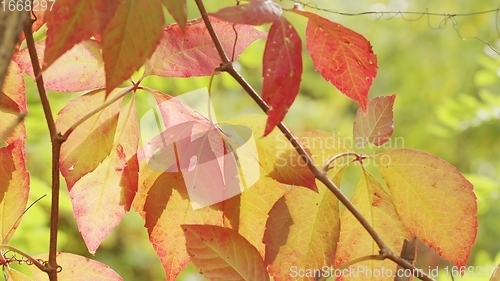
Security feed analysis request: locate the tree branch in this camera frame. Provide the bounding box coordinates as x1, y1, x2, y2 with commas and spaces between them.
23, 16, 61, 281
0, 10, 28, 91
194, 1, 435, 280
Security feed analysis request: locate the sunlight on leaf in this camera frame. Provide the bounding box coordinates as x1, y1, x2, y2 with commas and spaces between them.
162, 0, 187, 29
264, 174, 343, 280
335, 170, 412, 281
14, 40, 105, 92
102, 0, 164, 93
183, 224, 270, 281
144, 17, 266, 78
377, 149, 477, 268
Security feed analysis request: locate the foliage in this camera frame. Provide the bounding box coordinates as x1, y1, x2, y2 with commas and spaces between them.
0, 0, 494, 280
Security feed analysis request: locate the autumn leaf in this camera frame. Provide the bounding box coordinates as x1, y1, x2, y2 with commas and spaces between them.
490, 264, 500, 281
162, 0, 187, 29
183, 224, 270, 281
290, 9, 377, 110
0, 61, 27, 144
58, 90, 122, 190
102, 0, 164, 93
0, 140, 30, 243
335, 170, 412, 281
264, 174, 342, 281
69, 97, 138, 253
262, 17, 302, 136
44, 0, 120, 69
31, 252, 123, 280
132, 168, 238, 280
14, 40, 105, 92
5, 269, 32, 281
209, 0, 282, 26
144, 17, 266, 78
270, 130, 352, 191
377, 149, 477, 267
353, 94, 396, 148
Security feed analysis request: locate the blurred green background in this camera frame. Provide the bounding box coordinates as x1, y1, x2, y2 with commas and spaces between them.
9, 0, 500, 280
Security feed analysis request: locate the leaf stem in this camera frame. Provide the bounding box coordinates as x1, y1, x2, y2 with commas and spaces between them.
61, 86, 133, 139
24, 17, 61, 281
0, 244, 47, 272
194, 1, 435, 280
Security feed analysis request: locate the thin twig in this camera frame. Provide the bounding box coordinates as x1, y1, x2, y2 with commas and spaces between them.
194, 1, 435, 280
0, 244, 46, 272
23, 16, 61, 281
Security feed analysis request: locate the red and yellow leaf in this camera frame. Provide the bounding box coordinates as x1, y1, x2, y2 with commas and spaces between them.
335, 171, 412, 281
44, 0, 120, 69
102, 0, 164, 93
270, 130, 352, 191
353, 94, 396, 147
183, 224, 270, 281
1, 61, 27, 144
58, 90, 122, 190
262, 17, 302, 136
5, 268, 32, 281
144, 18, 266, 78
133, 168, 238, 280
377, 149, 477, 267
237, 177, 287, 258
162, 0, 187, 29
209, 1, 282, 26
31, 252, 122, 280
14, 40, 105, 92
291, 10, 377, 110
264, 174, 342, 280
69, 97, 138, 253
0, 140, 30, 243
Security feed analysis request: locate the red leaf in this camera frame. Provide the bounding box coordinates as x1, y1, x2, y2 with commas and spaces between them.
13, 40, 105, 92
209, 0, 282, 25
353, 94, 396, 147
183, 224, 270, 281
262, 17, 302, 136
44, 0, 120, 69
162, 0, 187, 29
291, 10, 377, 110
31, 252, 123, 280
144, 17, 266, 78
102, 0, 164, 93
0, 61, 27, 144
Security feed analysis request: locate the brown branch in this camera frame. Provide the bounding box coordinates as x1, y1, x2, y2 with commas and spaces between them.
0, 10, 28, 91
24, 16, 62, 281
194, 1, 435, 281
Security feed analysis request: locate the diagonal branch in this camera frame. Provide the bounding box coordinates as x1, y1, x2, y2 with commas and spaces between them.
194, 1, 435, 280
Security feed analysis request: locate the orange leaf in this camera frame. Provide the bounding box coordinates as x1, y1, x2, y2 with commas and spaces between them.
144, 17, 266, 78
102, 0, 164, 93
264, 173, 343, 280
5, 269, 31, 281
377, 149, 477, 267
0, 140, 30, 243
14, 40, 105, 92
270, 130, 352, 191
262, 17, 302, 136
69, 97, 138, 253
291, 9, 377, 110
162, 0, 187, 29
31, 252, 122, 280
44, 0, 120, 69
353, 94, 396, 148
335, 171, 412, 281
183, 224, 270, 281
